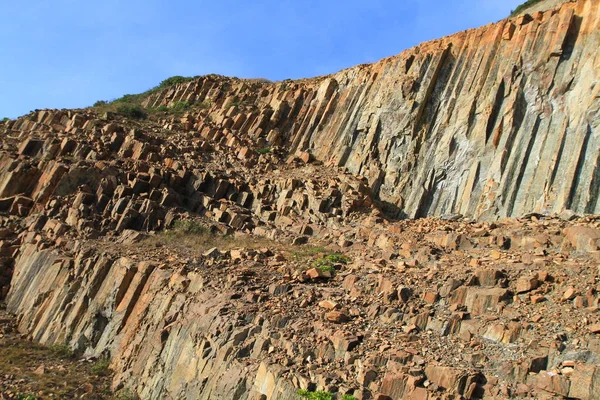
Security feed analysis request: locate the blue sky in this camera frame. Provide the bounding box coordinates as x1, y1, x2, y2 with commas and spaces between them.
0, 0, 524, 119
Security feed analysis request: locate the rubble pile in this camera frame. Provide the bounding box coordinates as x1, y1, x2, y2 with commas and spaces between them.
1, 0, 599, 399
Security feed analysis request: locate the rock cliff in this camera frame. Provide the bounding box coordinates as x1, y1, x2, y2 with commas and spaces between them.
142, 0, 600, 220
1, 1, 600, 399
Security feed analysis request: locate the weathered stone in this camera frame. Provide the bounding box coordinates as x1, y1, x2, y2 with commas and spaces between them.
516, 275, 539, 293
305, 267, 332, 279
563, 227, 600, 252
424, 365, 467, 394
568, 364, 600, 399
326, 311, 349, 323
528, 371, 570, 397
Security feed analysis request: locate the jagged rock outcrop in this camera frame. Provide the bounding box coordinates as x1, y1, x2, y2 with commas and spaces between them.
142, 0, 600, 220
6, 209, 600, 399
2, 1, 600, 399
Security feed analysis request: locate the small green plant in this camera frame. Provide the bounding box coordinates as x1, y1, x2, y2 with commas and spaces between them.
341, 395, 357, 400
170, 101, 192, 113
116, 104, 147, 120
91, 358, 111, 376
112, 93, 146, 104
93, 100, 108, 107
1, 117, 10, 122
257, 146, 271, 155
16, 394, 38, 400
292, 246, 327, 259
297, 389, 333, 400
229, 101, 240, 108
318, 265, 335, 274
155, 105, 169, 112
170, 220, 209, 235
50, 344, 74, 359
198, 100, 212, 109
310, 253, 351, 276
314, 253, 351, 269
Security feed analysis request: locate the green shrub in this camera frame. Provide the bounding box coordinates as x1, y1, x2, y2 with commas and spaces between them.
16, 394, 38, 400
314, 253, 350, 269
171, 220, 209, 235
311, 253, 351, 276
97, 75, 197, 114
116, 104, 147, 120
170, 101, 192, 113
297, 390, 333, 400
50, 344, 74, 359
297, 391, 356, 400
257, 146, 271, 155
155, 105, 169, 112
510, 0, 544, 16
317, 265, 335, 274
157, 76, 195, 90
91, 358, 111, 376
2, 117, 11, 122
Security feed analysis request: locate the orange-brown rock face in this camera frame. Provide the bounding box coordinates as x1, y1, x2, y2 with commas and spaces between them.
2, 1, 600, 400
144, 0, 600, 219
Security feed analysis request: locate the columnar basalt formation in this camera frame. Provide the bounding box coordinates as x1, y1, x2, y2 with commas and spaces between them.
143, 0, 600, 219
1, 1, 600, 399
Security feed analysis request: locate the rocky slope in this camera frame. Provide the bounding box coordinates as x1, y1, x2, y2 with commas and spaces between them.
513, 0, 573, 16
141, 0, 600, 220
0, 304, 115, 399
1, 0, 600, 399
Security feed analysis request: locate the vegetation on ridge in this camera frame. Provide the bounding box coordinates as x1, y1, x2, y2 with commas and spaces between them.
91, 75, 199, 118
510, 0, 545, 16
297, 390, 356, 400
141, 219, 284, 254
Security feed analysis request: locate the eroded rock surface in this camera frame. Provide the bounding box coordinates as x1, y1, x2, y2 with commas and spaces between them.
1, 0, 600, 399
140, 0, 600, 219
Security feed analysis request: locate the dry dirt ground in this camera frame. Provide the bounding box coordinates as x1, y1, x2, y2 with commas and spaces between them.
0, 304, 119, 400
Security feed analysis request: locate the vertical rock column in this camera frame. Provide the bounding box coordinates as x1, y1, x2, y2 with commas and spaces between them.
0, 228, 16, 300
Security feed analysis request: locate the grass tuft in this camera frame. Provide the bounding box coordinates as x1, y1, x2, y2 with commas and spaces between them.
313, 253, 351, 269
16, 394, 38, 400
140, 219, 284, 256
49, 344, 74, 359
91, 75, 199, 117
91, 358, 111, 376
170, 220, 209, 235
115, 104, 147, 120
297, 390, 334, 400
257, 146, 271, 155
